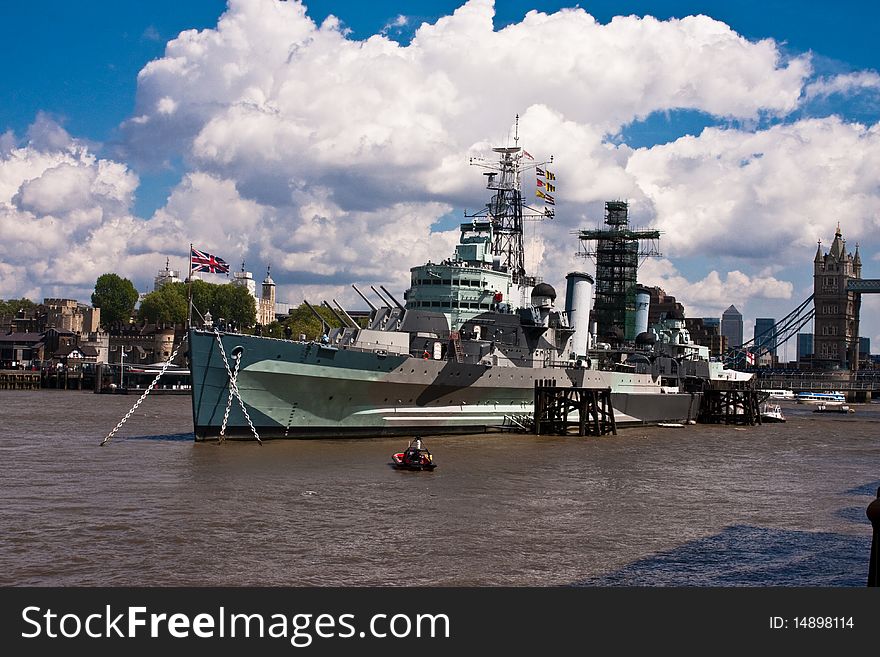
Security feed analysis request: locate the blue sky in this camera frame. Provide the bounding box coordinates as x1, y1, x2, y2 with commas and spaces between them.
1, 0, 879, 349
4, 1, 877, 135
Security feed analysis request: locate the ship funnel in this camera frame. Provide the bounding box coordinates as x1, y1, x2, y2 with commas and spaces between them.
565, 272, 594, 357
634, 286, 651, 338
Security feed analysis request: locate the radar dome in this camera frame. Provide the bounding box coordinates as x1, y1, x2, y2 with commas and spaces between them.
531, 283, 557, 300
635, 331, 656, 345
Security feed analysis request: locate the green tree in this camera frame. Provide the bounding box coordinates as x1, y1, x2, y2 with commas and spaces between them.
91, 274, 138, 328
0, 297, 37, 317
280, 303, 342, 340
136, 280, 258, 328
261, 320, 284, 338
211, 284, 257, 328
138, 284, 188, 325
188, 280, 216, 326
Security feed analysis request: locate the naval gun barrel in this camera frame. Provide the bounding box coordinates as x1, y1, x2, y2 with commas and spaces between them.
370, 286, 392, 308
351, 284, 377, 312
322, 300, 352, 330
302, 299, 329, 334
332, 299, 359, 329
380, 285, 405, 310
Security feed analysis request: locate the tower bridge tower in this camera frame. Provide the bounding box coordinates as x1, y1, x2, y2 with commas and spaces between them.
813, 224, 861, 369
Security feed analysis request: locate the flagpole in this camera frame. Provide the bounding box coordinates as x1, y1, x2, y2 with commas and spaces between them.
187, 243, 193, 330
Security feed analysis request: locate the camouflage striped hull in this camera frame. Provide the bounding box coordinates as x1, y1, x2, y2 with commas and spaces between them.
189, 330, 700, 440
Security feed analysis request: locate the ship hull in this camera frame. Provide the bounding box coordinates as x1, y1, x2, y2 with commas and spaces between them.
189, 330, 701, 440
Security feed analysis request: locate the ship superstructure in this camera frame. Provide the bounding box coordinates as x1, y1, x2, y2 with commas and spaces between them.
405, 117, 552, 332
403, 218, 517, 332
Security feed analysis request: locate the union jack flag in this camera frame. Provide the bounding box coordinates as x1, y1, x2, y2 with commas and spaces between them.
191, 247, 229, 274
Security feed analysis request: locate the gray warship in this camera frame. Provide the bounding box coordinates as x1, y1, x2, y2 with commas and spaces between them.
188, 128, 751, 440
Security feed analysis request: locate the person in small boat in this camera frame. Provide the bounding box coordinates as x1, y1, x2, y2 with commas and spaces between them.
404, 438, 425, 465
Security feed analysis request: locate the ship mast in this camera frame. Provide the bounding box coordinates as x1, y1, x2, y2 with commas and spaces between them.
466, 115, 553, 288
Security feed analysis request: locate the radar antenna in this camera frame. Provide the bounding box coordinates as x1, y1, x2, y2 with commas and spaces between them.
465, 114, 555, 286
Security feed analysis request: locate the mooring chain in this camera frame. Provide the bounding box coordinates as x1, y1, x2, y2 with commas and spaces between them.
100, 333, 189, 446
218, 350, 243, 442
213, 329, 262, 444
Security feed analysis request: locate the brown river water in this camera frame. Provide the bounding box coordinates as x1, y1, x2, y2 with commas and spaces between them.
1, 389, 877, 586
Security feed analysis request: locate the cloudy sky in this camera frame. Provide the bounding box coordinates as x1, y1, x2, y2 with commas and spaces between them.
2, 0, 879, 355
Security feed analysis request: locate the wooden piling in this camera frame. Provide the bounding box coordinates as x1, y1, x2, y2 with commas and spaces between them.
0, 370, 41, 390
534, 380, 616, 436
697, 384, 761, 425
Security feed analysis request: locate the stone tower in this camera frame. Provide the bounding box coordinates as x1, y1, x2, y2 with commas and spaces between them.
813, 224, 861, 369
153, 258, 181, 290
258, 267, 276, 326
232, 261, 257, 298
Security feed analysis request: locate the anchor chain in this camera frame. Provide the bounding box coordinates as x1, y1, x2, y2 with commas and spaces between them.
219, 350, 242, 442
100, 333, 189, 446
213, 328, 262, 444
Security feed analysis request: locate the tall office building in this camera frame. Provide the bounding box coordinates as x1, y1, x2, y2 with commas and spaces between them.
797, 333, 813, 363
754, 318, 777, 357
721, 305, 743, 349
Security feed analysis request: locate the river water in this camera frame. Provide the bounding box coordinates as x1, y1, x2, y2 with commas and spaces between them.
1, 389, 877, 586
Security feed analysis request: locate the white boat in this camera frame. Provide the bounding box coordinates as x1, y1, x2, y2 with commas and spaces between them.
796, 391, 846, 405
760, 403, 786, 423
760, 389, 795, 401
813, 403, 855, 414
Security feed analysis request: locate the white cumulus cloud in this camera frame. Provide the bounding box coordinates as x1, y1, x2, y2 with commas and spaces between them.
626, 117, 880, 259
0, 124, 144, 297
804, 70, 880, 100
112, 0, 821, 310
